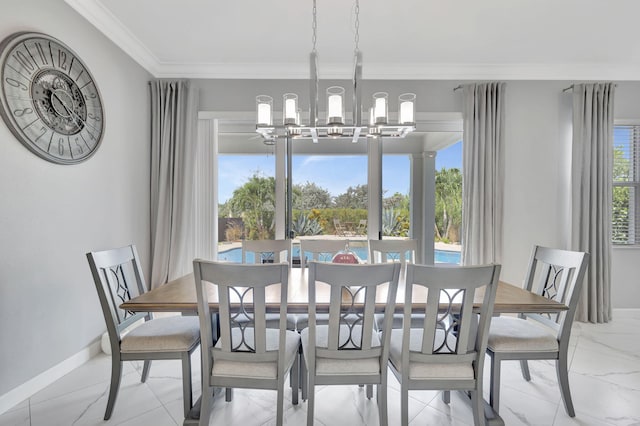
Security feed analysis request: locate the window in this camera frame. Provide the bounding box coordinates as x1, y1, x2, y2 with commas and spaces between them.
612, 125, 640, 245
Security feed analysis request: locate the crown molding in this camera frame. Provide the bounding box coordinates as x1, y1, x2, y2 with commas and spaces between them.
66, 0, 640, 81
156, 62, 640, 81
64, 0, 160, 75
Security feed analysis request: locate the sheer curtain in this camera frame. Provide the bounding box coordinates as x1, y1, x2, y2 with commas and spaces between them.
571, 83, 615, 323
461, 82, 506, 265
149, 80, 199, 288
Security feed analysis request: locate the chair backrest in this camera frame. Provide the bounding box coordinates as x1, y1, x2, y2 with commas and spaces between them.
299, 239, 347, 269
368, 239, 417, 265
192, 260, 289, 374
86, 245, 149, 350
242, 239, 292, 265
307, 261, 401, 364
401, 263, 501, 376
522, 246, 589, 341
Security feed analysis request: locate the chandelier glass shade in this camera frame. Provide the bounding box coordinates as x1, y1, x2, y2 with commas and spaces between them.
255, 0, 416, 144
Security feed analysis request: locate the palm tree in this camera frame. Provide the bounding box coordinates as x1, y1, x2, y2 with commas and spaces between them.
228, 174, 276, 240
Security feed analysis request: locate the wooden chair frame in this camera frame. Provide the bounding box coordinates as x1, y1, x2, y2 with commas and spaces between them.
87, 245, 199, 420
389, 263, 501, 426
193, 260, 299, 426
487, 246, 589, 417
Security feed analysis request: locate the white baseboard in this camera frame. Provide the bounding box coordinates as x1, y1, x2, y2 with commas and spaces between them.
0, 340, 102, 415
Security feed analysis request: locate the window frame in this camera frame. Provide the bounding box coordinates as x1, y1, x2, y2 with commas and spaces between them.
612, 121, 640, 246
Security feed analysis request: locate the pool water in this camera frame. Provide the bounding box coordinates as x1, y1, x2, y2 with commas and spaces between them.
218, 245, 461, 265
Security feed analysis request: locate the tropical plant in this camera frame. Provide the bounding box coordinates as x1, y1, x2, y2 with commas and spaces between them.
291, 213, 323, 236
224, 221, 244, 241
382, 208, 408, 237
435, 167, 462, 243
227, 173, 275, 240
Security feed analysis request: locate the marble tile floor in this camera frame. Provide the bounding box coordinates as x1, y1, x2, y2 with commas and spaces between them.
2, 310, 639, 426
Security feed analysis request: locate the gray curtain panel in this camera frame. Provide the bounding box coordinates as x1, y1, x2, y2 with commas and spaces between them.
571, 83, 614, 323
461, 82, 506, 266
149, 80, 199, 288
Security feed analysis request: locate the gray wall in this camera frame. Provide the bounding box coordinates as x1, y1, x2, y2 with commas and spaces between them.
196, 79, 640, 309
0, 0, 151, 395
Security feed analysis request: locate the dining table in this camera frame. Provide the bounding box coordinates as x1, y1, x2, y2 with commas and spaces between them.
120, 266, 568, 426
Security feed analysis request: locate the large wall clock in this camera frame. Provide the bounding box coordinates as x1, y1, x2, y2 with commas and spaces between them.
0, 32, 104, 164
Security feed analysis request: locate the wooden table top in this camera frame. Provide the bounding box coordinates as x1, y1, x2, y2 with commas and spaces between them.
121, 268, 567, 315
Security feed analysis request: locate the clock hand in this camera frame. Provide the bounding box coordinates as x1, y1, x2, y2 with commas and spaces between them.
50, 91, 100, 134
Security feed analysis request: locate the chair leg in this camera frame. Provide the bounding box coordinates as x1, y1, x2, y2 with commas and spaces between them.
556, 356, 575, 417
181, 352, 193, 418
104, 359, 123, 420
489, 353, 501, 414
470, 390, 485, 426
400, 385, 409, 426
520, 360, 531, 381
141, 360, 151, 382
442, 390, 450, 404
306, 377, 315, 426
199, 385, 214, 426
276, 376, 285, 426
377, 381, 388, 426
301, 353, 308, 401
291, 352, 299, 405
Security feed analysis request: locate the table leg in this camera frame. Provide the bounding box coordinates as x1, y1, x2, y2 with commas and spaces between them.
455, 391, 505, 426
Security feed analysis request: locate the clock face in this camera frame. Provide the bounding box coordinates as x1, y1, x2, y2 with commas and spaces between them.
0, 32, 104, 164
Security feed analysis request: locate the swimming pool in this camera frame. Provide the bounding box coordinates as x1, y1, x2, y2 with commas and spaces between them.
218, 245, 461, 265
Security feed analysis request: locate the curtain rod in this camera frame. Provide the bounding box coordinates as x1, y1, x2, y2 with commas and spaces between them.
563, 83, 617, 92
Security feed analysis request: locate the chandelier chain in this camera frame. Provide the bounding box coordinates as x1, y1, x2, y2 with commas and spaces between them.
312, 0, 318, 53
354, 0, 360, 54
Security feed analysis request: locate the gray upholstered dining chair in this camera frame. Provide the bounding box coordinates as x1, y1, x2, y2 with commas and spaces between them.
241, 239, 297, 331
86, 245, 200, 420
368, 238, 417, 266
486, 246, 589, 417
296, 238, 351, 332
193, 260, 300, 426
388, 263, 501, 426
242, 238, 292, 265
299, 238, 348, 270
301, 261, 401, 426
368, 239, 418, 331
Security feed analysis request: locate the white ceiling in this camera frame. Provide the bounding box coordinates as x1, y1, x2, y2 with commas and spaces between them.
66, 0, 640, 80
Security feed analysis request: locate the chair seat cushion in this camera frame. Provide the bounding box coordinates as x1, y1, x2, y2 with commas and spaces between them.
211, 328, 300, 379
301, 325, 381, 376
388, 329, 474, 380
120, 316, 200, 353
488, 316, 558, 353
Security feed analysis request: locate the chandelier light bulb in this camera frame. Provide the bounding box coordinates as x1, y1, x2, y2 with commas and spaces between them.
373, 92, 388, 125
283, 93, 298, 125
399, 93, 416, 125
256, 95, 273, 126
327, 86, 345, 125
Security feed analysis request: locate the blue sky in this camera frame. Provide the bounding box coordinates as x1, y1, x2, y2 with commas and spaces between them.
218, 140, 462, 203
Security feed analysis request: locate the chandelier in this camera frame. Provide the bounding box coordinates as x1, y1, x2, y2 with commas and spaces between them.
255, 0, 416, 144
